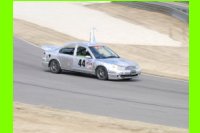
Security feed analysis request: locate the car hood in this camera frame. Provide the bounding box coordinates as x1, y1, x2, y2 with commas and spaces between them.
97, 58, 138, 67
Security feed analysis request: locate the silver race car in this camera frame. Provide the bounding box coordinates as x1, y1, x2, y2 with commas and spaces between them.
42, 30, 141, 80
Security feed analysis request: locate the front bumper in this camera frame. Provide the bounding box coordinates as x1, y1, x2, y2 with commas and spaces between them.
108, 68, 141, 80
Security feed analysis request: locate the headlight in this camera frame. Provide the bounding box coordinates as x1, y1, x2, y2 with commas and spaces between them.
111, 65, 125, 71
125, 65, 140, 70
135, 64, 140, 69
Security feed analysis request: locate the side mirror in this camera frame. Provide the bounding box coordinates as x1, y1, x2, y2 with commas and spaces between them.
85, 55, 92, 59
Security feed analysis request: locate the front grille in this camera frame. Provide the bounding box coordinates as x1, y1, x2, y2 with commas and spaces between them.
120, 74, 138, 78
125, 66, 136, 70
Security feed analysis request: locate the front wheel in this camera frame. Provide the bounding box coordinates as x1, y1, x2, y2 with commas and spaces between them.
96, 66, 108, 80
49, 60, 61, 73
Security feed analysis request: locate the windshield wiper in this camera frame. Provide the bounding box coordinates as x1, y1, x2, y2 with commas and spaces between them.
106, 56, 118, 58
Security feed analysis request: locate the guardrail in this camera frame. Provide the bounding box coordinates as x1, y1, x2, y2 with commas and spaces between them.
114, 2, 188, 23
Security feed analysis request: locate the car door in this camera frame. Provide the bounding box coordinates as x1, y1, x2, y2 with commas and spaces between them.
58, 47, 75, 70
73, 45, 94, 74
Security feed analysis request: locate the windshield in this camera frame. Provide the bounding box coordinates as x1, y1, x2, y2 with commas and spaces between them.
89, 46, 119, 59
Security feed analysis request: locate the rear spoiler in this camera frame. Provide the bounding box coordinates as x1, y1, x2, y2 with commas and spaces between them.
41, 45, 60, 51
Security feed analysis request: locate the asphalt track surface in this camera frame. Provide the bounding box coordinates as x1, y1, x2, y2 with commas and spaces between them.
14, 37, 188, 128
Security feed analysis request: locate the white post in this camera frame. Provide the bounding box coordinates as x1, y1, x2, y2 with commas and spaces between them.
90, 28, 96, 44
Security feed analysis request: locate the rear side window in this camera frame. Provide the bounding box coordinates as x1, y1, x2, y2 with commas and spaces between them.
59, 47, 74, 55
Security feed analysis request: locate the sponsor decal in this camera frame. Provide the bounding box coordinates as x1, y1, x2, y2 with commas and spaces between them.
86, 60, 93, 69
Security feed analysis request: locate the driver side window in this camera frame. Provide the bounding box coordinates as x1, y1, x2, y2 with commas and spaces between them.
76, 46, 92, 58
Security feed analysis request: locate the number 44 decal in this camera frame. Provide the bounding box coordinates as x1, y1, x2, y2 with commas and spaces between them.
78, 59, 85, 67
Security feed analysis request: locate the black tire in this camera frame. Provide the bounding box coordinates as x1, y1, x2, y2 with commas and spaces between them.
49, 60, 61, 73
96, 66, 108, 80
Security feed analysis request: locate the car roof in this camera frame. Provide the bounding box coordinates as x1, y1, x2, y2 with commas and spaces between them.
62, 41, 104, 48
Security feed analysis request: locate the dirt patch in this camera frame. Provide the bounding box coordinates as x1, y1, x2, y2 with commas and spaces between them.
14, 18, 188, 80
14, 19, 78, 45
14, 102, 188, 133
86, 2, 188, 46
14, 2, 183, 46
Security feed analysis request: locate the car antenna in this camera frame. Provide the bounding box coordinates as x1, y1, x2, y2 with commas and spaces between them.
90, 27, 96, 45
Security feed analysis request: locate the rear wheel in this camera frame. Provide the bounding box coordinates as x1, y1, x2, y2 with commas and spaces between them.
96, 66, 108, 80
49, 60, 61, 73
